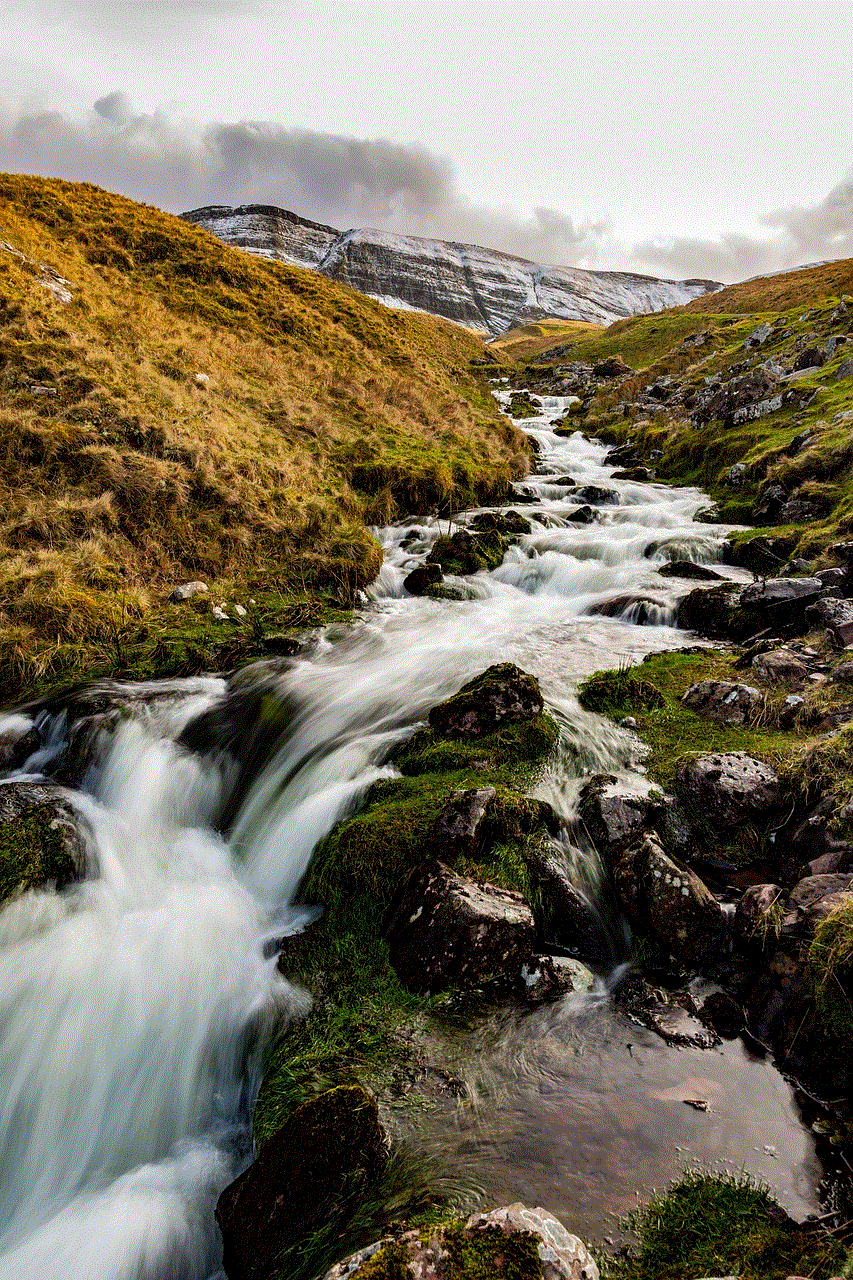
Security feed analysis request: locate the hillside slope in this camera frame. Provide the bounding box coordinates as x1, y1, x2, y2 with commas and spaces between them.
517, 258, 853, 559
0, 175, 529, 692
182, 204, 721, 334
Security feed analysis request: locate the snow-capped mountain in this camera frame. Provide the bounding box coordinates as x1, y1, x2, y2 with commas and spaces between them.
182, 204, 722, 334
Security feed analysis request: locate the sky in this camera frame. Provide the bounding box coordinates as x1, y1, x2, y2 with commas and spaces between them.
0, 0, 851, 283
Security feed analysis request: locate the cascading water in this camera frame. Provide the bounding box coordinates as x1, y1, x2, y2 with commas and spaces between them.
0, 394, 821, 1277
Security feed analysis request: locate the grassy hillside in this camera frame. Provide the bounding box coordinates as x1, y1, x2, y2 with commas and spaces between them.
0, 175, 529, 694
519, 259, 853, 557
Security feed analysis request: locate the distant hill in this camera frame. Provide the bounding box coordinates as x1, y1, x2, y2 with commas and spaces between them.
181, 204, 722, 335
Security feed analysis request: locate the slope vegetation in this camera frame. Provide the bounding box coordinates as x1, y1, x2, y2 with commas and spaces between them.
0, 174, 529, 692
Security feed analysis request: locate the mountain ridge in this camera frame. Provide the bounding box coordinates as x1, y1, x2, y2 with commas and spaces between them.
181, 203, 723, 334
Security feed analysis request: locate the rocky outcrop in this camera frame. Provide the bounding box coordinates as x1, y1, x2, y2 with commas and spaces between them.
386, 859, 537, 993
680, 680, 761, 726
676, 752, 781, 829
216, 1084, 388, 1280
182, 204, 721, 335
323, 1203, 600, 1279
0, 783, 90, 906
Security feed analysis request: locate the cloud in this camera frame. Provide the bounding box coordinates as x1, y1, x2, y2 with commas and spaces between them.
0, 95, 849, 283
630, 169, 853, 283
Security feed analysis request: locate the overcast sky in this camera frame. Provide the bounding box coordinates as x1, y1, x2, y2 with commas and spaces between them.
0, 0, 850, 282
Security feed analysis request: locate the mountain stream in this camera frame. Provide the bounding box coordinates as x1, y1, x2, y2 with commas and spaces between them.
0, 393, 825, 1277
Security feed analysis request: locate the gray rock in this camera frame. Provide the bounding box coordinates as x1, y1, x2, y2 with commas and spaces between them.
734, 883, 785, 951
324, 1203, 600, 1280
169, 580, 208, 602
578, 775, 653, 855
744, 321, 772, 348
386, 860, 536, 993
593, 356, 632, 377
428, 787, 495, 859
680, 680, 761, 726
816, 567, 845, 590
792, 346, 825, 372
836, 357, 853, 380
0, 724, 42, 774
428, 663, 544, 738
519, 954, 595, 1003
676, 752, 781, 828
613, 834, 727, 965
726, 462, 747, 485
739, 577, 822, 608
825, 333, 847, 356
751, 647, 810, 685
806, 596, 853, 633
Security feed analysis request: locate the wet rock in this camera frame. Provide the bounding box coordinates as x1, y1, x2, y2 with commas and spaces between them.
403, 562, 443, 595
0, 724, 41, 773
578, 775, 654, 855
216, 1084, 388, 1280
426, 527, 507, 575
657, 560, 724, 580
734, 883, 785, 952
524, 844, 612, 965
612, 466, 655, 481
740, 577, 823, 615
614, 974, 719, 1046
428, 663, 544, 738
429, 787, 496, 859
0, 783, 90, 906
676, 752, 781, 829
565, 504, 597, 524
699, 990, 745, 1038
588, 595, 667, 625
549, 474, 579, 486
613, 834, 727, 966
681, 680, 761, 726
386, 859, 536, 994
470, 509, 531, 536
723, 534, 794, 575
323, 1203, 600, 1280
169, 580, 208, 602
519, 954, 595, 1004
751, 647, 811, 685
572, 484, 619, 505
260, 633, 301, 656
593, 355, 632, 378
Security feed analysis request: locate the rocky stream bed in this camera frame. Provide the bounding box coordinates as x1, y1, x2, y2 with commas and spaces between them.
0, 390, 851, 1280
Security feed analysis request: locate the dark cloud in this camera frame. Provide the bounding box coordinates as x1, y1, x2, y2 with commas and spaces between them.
0, 96, 849, 282
631, 170, 853, 282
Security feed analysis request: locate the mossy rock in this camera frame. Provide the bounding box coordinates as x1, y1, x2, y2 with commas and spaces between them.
578, 670, 665, 713
469, 510, 532, 537
0, 784, 87, 906
426, 528, 508, 575
428, 663, 544, 738
395, 714, 559, 779
809, 898, 853, 1044
676, 583, 766, 641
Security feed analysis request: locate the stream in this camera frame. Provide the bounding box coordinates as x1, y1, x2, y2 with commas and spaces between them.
0, 392, 825, 1278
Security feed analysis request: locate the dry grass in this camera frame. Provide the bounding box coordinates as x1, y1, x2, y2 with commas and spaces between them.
0, 174, 530, 684
681, 258, 853, 314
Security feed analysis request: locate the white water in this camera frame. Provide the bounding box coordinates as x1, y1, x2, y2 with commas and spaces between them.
0, 395, 754, 1277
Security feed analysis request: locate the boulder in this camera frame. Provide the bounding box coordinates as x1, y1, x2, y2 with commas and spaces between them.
593, 356, 631, 378
571, 484, 619, 505
792, 346, 825, 371
657, 560, 724, 580
216, 1084, 388, 1280
427, 527, 507, 575
519, 954, 596, 1003
386, 860, 537, 993
524, 844, 612, 965
806, 596, 853, 642
169, 580, 208, 602
676, 752, 781, 829
680, 680, 761, 726
734, 883, 785, 952
323, 1203, 600, 1280
0, 783, 90, 906
403, 562, 443, 595
739, 577, 823, 609
428, 787, 496, 859
751, 647, 811, 685
578, 775, 654, 856
723, 534, 794, 575
428, 664, 544, 738
566, 504, 597, 524
0, 723, 41, 774
613, 834, 727, 965
470, 510, 532, 536
836, 356, 853, 380
744, 321, 772, 348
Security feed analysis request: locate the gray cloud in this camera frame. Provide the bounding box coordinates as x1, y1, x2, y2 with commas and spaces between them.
631, 170, 853, 282
0, 96, 849, 283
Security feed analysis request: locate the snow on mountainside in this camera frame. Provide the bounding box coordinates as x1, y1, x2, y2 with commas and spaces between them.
182, 204, 722, 334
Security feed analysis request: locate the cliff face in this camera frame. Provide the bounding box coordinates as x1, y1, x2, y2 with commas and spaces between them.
182, 205, 722, 334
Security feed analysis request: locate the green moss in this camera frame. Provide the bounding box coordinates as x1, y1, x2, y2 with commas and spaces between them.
395, 714, 559, 783
578, 670, 665, 713
426, 528, 508, 575
0, 803, 78, 906
442, 1224, 543, 1278
608, 1169, 846, 1280
809, 901, 853, 1044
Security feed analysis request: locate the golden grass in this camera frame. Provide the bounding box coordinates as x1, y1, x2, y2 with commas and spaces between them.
681, 258, 853, 314
0, 174, 530, 683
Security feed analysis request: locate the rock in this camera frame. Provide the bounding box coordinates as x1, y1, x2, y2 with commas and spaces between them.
0, 723, 42, 773
680, 680, 761, 726
726, 462, 747, 486
588, 594, 667, 625
193, 371, 210, 387
565, 504, 597, 524
791, 346, 825, 371
778, 497, 825, 523
723, 534, 793, 575
836, 357, 853, 380
578, 775, 654, 855
816, 567, 845, 590
778, 693, 806, 727
613, 834, 727, 965
699, 991, 745, 1038
739, 577, 822, 609
470, 510, 531, 536
428, 663, 544, 738
693, 366, 782, 428
593, 355, 632, 377
519, 954, 596, 1003
676, 752, 781, 829
806, 596, 853, 638
676, 584, 758, 642
403, 562, 443, 595
216, 1084, 388, 1280
323, 1203, 600, 1280
825, 334, 847, 356
752, 484, 788, 524
751, 647, 811, 685
0, 783, 90, 907
657, 560, 724, 580
427, 527, 508, 575
386, 859, 537, 994
734, 883, 785, 951
572, 484, 619, 505
428, 787, 496, 859
744, 321, 772, 348
261, 633, 301, 656
169, 580, 208, 602
524, 844, 612, 965
830, 661, 853, 684
612, 466, 655, 481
